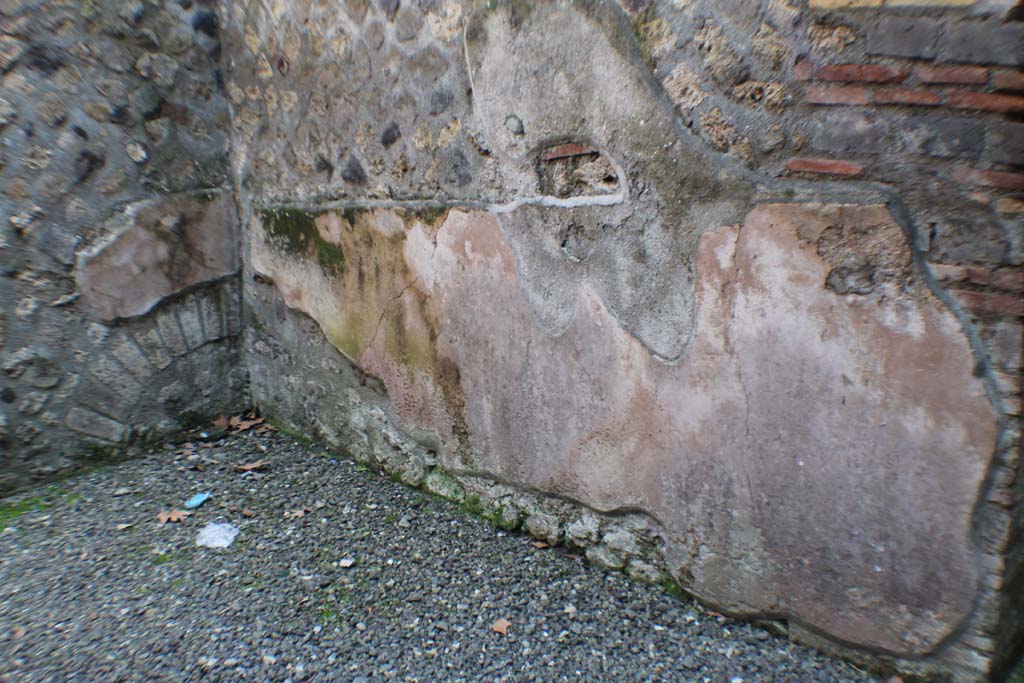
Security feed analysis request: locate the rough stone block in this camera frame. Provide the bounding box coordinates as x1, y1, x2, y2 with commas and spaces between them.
525, 512, 561, 545
567, 514, 600, 545
176, 297, 206, 350
809, 110, 890, 155
220, 285, 242, 337
110, 334, 154, 380
603, 528, 639, 556
156, 309, 188, 357
940, 21, 1024, 67
586, 544, 625, 570
986, 122, 1024, 166
902, 117, 983, 159
132, 327, 173, 370
424, 469, 464, 502
625, 559, 663, 583
90, 356, 143, 404
65, 406, 126, 442
866, 17, 939, 60
196, 288, 225, 342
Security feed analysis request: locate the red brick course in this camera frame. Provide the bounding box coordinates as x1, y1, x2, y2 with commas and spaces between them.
794, 58, 814, 81
955, 167, 1024, 190
786, 157, 865, 176
541, 143, 599, 161
993, 69, 1024, 91
915, 65, 989, 85
931, 264, 969, 284
817, 64, 908, 83
873, 88, 942, 106
992, 269, 1024, 292
805, 85, 870, 105
954, 290, 1024, 317
947, 90, 1024, 113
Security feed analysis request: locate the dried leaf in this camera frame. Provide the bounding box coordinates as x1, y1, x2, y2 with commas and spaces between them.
212, 416, 229, 429
235, 418, 264, 431
491, 618, 511, 635
237, 460, 270, 472
157, 509, 192, 524
531, 541, 549, 549
228, 415, 242, 428
286, 508, 311, 519
241, 509, 256, 518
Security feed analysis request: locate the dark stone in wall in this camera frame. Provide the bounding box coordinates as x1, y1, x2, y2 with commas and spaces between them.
987, 122, 1024, 167
902, 118, 984, 160
940, 21, 1024, 67
342, 156, 368, 185
866, 17, 939, 60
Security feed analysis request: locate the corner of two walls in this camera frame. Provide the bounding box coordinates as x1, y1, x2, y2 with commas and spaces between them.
3, 0, 1020, 681
0, 0, 247, 493
224, 0, 1023, 681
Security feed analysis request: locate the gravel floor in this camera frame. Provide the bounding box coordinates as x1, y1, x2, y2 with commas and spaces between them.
0, 428, 879, 683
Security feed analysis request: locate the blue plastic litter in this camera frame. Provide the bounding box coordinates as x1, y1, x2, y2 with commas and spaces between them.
184, 492, 211, 509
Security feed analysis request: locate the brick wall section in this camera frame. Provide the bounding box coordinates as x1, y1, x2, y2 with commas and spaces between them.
792, 4, 1024, 680
624, 0, 1022, 678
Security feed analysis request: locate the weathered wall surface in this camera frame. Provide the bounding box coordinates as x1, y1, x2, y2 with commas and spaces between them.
226, 1, 1021, 680
0, 0, 246, 492
3, 0, 1018, 680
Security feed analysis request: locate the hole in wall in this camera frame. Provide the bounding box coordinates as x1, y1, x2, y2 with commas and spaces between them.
535, 142, 620, 199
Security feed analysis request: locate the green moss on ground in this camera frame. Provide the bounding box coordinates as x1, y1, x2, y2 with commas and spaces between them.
0, 485, 86, 531
0, 496, 51, 531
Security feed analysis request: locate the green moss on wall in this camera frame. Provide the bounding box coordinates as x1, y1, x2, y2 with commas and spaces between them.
414, 205, 449, 227
260, 208, 345, 276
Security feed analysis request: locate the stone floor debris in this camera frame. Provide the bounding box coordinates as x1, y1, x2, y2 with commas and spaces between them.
0, 430, 880, 682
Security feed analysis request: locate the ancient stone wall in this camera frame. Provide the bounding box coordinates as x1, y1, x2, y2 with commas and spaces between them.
0, 0, 246, 492
225, 1, 1022, 681
2, 0, 1021, 680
